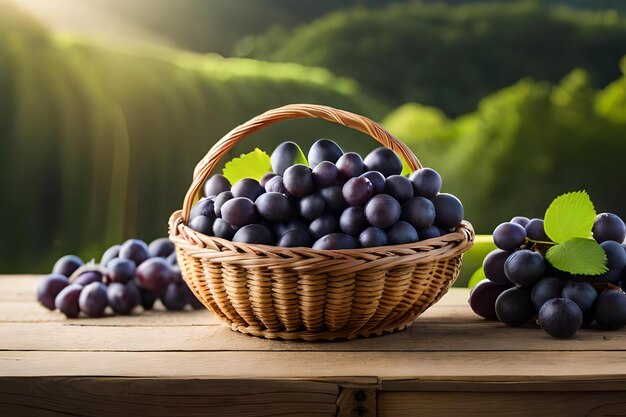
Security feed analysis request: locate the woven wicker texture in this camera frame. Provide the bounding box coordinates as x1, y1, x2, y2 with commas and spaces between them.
169, 104, 474, 341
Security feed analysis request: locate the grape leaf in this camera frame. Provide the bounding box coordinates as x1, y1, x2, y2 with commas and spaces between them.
544, 190, 596, 243
401, 156, 412, 176
468, 267, 487, 289
222, 148, 272, 184
545, 238, 607, 275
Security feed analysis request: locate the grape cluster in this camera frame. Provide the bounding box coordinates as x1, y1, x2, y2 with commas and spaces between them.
37, 238, 203, 318
470, 213, 626, 338
188, 139, 464, 250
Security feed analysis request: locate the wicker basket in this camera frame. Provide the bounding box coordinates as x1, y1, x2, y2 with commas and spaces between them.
169, 104, 474, 341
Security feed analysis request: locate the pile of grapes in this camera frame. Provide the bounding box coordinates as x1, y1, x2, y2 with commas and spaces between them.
37, 238, 202, 318
470, 214, 626, 338
188, 139, 464, 249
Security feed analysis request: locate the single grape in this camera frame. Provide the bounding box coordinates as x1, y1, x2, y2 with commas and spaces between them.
186, 286, 205, 310
231, 178, 264, 201
55, 284, 83, 318
595, 289, 626, 330
270, 141, 305, 176
493, 222, 527, 251
119, 239, 150, 266
510, 216, 530, 228
364, 194, 401, 228
320, 184, 348, 215
363, 147, 403, 177
593, 213, 626, 243
148, 238, 175, 258
100, 245, 120, 266
283, 164, 315, 197
264, 175, 290, 195
260, 172, 277, 187
339, 207, 369, 236
212, 218, 236, 240
135, 258, 173, 292
313, 233, 360, 250
107, 282, 140, 315
388, 221, 419, 245
299, 193, 326, 221
562, 282, 597, 313
525, 218, 549, 242
312, 161, 338, 188
308, 139, 344, 168
538, 298, 582, 338
342, 177, 373, 207
417, 225, 441, 240
600, 240, 626, 283
469, 279, 512, 320
255, 192, 291, 223
409, 168, 442, 199
220, 197, 258, 228
160, 282, 189, 311
309, 214, 340, 240
384, 175, 413, 204
495, 287, 536, 327
401, 196, 436, 230
189, 198, 216, 221
531, 277, 565, 310
73, 271, 103, 286
336, 152, 365, 182
359, 227, 388, 248
482, 249, 513, 285
37, 274, 70, 310
79, 282, 109, 318
105, 258, 136, 284
213, 191, 234, 217
203, 174, 231, 198
52, 255, 84, 278
188, 215, 215, 236
433, 193, 464, 229
136, 281, 158, 310
504, 249, 545, 287
359, 171, 385, 194
277, 229, 313, 248
232, 224, 275, 245
166, 251, 177, 266
273, 219, 309, 238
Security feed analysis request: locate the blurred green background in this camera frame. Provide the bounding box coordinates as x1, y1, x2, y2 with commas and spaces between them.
1, 0, 625, 284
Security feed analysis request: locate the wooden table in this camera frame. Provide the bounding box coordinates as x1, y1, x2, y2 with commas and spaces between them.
2, 275, 626, 417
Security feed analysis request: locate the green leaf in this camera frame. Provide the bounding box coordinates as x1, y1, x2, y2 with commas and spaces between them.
222, 148, 271, 184
544, 190, 596, 243
401, 156, 412, 176
545, 238, 608, 275
468, 267, 487, 289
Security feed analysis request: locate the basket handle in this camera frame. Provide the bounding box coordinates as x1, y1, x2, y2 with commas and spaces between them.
182, 103, 423, 222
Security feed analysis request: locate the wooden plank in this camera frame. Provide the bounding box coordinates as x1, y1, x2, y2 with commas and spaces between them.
0, 377, 338, 417
378, 391, 626, 417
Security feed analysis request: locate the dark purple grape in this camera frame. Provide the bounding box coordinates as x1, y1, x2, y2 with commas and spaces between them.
212, 218, 236, 240
336, 152, 365, 182
264, 175, 289, 195
136, 281, 158, 310
213, 191, 234, 217
384, 175, 413, 203
364, 194, 401, 228
525, 218, 549, 242
148, 238, 175, 258
231, 178, 264, 201
359, 171, 385, 194
363, 147, 402, 177
342, 177, 373, 207
260, 172, 277, 187
283, 164, 314, 197
119, 239, 150, 266
220, 197, 258, 227
105, 258, 136, 284
203, 174, 231, 198
504, 249, 545, 287
339, 207, 369, 236
190, 198, 216, 221
312, 161, 338, 188
595, 289, 626, 330
277, 229, 313, 248
107, 282, 140, 315
600, 241, 626, 283
359, 227, 388, 248
167, 251, 178, 266
388, 221, 419, 245
309, 214, 340, 239
531, 277, 564, 310
469, 279, 512, 320
274, 219, 309, 238
52, 255, 84, 277
255, 192, 291, 223
299, 193, 325, 221
511, 216, 530, 227
538, 298, 583, 338
313, 233, 359, 250
493, 222, 527, 251
79, 282, 108, 318
308, 139, 344, 168
136, 258, 173, 292
271, 141, 305, 176
73, 271, 103, 286
495, 287, 536, 327
401, 196, 436, 230
188, 215, 215, 236
417, 225, 441, 240
232, 224, 275, 245
593, 213, 626, 244
100, 245, 120, 266
37, 274, 70, 310
186, 286, 204, 310
161, 282, 189, 311
320, 184, 348, 215
55, 284, 83, 318
562, 282, 597, 313
433, 193, 464, 229
482, 249, 513, 285
409, 168, 442, 199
